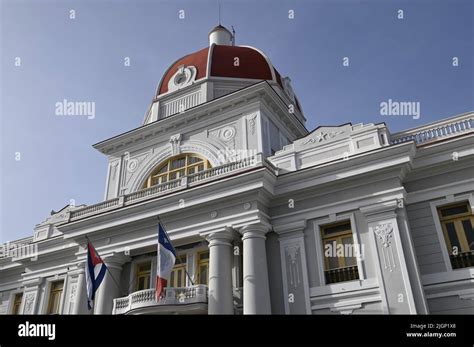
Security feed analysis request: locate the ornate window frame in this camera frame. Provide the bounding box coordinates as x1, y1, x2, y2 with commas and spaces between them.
142, 153, 211, 189
167, 65, 197, 93
134, 260, 152, 291
128, 140, 223, 193
7, 289, 24, 314
41, 275, 67, 315
429, 193, 474, 275
195, 250, 210, 286
129, 255, 156, 292
313, 212, 366, 289
128, 247, 204, 293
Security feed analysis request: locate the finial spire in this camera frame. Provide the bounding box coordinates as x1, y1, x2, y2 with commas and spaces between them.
209, 24, 233, 46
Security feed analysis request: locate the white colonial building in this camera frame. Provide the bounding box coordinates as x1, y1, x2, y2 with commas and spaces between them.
1, 25, 473, 315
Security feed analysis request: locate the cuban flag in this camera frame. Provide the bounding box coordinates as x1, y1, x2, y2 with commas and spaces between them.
156, 222, 176, 299
85, 241, 107, 310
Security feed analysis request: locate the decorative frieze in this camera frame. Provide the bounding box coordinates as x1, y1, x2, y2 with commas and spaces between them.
269, 122, 387, 171
167, 65, 197, 93
110, 161, 120, 181
285, 243, 302, 287
208, 124, 237, 150
247, 113, 257, 135
374, 223, 397, 272
360, 201, 417, 314
124, 152, 150, 186
302, 130, 345, 145
169, 134, 182, 155
274, 222, 311, 315
23, 293, 35, 314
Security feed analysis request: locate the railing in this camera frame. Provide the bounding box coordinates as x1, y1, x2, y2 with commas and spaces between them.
450, 251, 474, 270
324, 265, 359, 284
160, 90, 201, 118
187, 156, 255, 184
124, 178, 182, 204
69, 154, 263, 222
69, 198, 120, 219
391, 113, 473, 145
112, 285, 208, 315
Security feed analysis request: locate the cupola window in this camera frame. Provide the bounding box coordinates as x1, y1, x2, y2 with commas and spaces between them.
143, 154, 211, 188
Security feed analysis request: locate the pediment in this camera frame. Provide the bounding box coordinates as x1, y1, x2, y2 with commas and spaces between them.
270, 122, 389, 172
296, 124, 353, 148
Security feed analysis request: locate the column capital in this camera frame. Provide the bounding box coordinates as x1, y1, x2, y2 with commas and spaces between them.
21, 277, 44, 287
67, 262, 86, 276
239, 223, 271, 241
101, 252, 131, 270
360, 199, 399, 222
206, 227, 237, 247
273, 220, 306, 239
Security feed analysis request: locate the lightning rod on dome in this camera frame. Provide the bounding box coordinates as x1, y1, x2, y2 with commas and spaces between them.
231, 25, 235, 46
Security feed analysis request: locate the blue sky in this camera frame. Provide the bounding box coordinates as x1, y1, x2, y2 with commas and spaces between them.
1, 0, 473, 242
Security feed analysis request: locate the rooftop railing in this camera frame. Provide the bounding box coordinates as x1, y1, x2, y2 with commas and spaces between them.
391, 112, 473, 145
68, 154, 264, 222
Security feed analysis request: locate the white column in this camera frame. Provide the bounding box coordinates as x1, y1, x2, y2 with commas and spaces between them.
240, 224, 272, 314
72, 265, 91, 314
206, 229, 235, 314
93, 254, 127, 314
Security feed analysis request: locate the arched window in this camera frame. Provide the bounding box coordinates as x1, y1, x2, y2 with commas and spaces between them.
144, 153, 211, 188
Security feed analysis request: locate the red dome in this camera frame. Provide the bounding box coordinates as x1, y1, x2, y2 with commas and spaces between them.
157, 45, 279, 95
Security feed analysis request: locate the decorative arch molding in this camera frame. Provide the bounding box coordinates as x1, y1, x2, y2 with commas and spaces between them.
128, 139, 224, 193
179, 139, 223, 167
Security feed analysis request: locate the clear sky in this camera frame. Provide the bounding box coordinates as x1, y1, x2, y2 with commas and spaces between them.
1, 0, 473, 242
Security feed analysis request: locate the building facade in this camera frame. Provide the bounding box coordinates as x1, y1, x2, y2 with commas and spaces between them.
1, 25, 473, 315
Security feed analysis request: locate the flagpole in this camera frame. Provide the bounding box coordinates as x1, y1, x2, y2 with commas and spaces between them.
157, 216, 195, 286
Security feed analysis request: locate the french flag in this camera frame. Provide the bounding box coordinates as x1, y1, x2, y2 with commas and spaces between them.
85, 241, 107, 310
156, 222, 176, 299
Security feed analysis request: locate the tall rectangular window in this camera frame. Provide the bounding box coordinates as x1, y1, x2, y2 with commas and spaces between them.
47, 281, 64, 314
196, 251, 209, 285
12, 293, 23, 314
437, 201, 474, 269
321, 221, 359, 284
169, 255, 187, 288
135, 262, 151, 291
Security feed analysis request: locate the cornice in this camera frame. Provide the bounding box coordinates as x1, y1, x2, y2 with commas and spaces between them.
272, 220, 307, 235
58, 166, 273, 237
274, 141, 415, 195
93, 81, 307, 155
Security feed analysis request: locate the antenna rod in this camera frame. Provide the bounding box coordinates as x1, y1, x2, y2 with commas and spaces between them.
218, 1, 221, 25
231, 25, 235, 45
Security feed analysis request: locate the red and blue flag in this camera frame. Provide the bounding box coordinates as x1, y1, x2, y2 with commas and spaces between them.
85, 241, 107, 310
